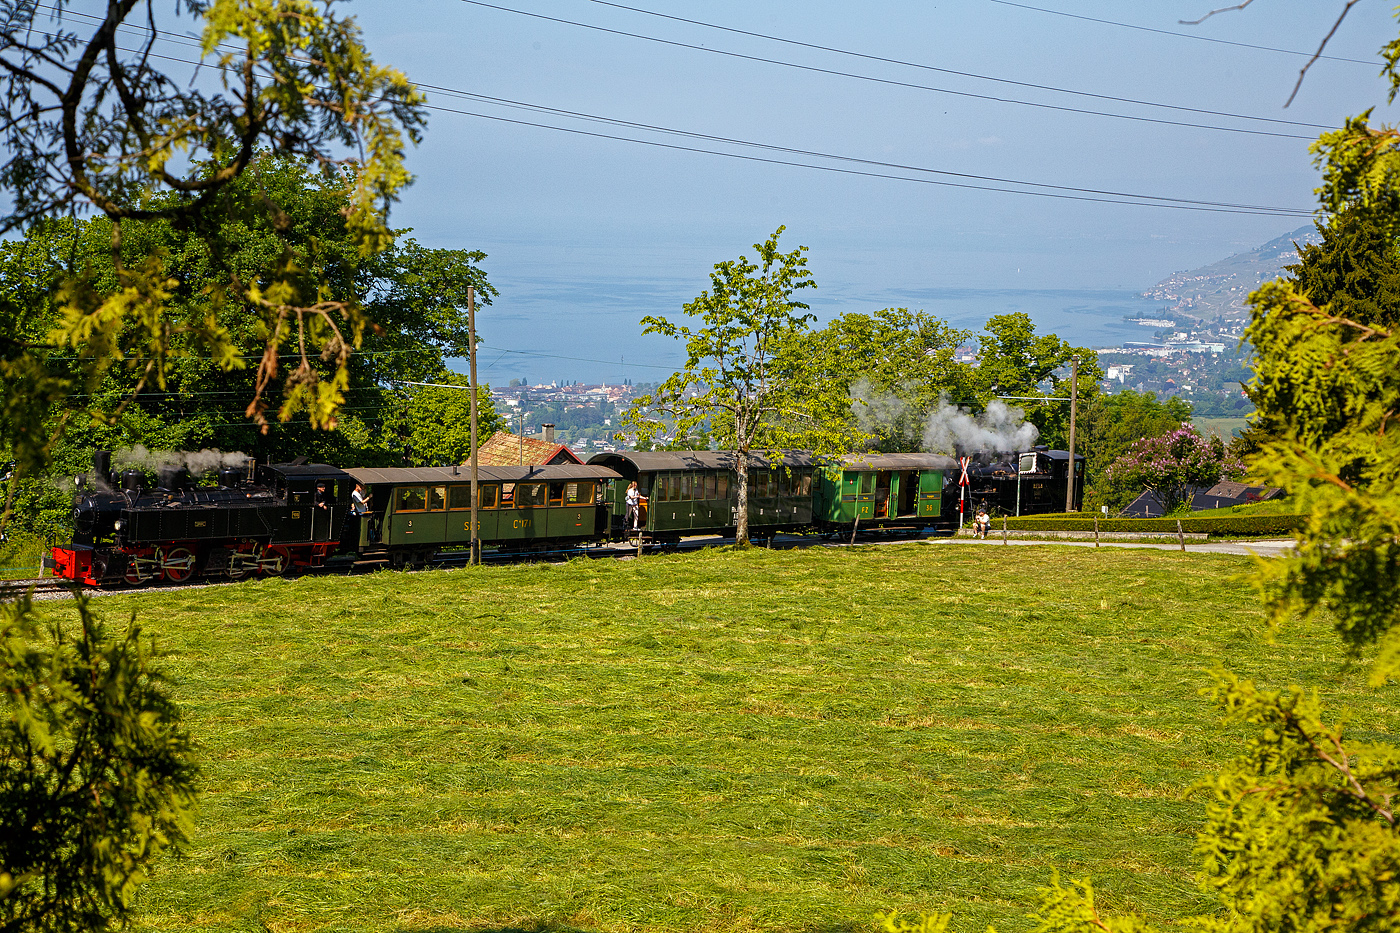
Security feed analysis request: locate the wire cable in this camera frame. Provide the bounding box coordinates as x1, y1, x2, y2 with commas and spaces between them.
419, 98, 1313, 216
577, 0, 1334, 129
986, 0, 1376, 65
47, 9, 1317, 216
417, 84, 1313, 214
455, 0, 1317, 140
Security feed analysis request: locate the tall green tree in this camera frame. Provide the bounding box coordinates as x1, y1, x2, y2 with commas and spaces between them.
1014, 10, 1400, 933
0, 157, 498, 537
623, 227, 843, 545
774, 308, 973, 452
392, 375, 504, 467
0, 0, 426, 480
972, 313, 1103, 450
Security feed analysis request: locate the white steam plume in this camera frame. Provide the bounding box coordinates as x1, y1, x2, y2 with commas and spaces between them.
849, 377, 913, 439
922, 399, 1039, 455
111, 446, 249, 475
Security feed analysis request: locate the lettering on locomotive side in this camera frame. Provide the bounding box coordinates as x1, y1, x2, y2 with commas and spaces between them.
291, 511, 301, 519
514, 518, 531, 529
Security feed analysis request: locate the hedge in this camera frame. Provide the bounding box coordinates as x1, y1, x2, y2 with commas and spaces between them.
986, 514, 1305, 537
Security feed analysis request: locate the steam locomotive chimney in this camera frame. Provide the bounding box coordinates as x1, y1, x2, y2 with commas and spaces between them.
92, 450, 111, 483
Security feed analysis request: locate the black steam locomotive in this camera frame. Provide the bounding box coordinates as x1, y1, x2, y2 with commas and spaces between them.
53, 451, 351, 586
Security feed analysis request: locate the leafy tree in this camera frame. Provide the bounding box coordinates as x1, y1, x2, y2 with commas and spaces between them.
1010, 11, 1400, 933
0, 596, 197, 933
774, 308, 973, 452
392, 374, 503, 467
972, 313, 1103, 450
1078, 391, 1193, 511
0, 0, 426, 481
623, 227, 842, 545
0, 157, 497, 536
1100, 426, 1241, 514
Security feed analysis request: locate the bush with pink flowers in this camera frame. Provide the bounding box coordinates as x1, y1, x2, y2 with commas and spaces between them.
1103, 427, 1244, 515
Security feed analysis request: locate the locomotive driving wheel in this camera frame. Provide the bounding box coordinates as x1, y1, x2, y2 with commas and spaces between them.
261, 546, 291, 576
162, 547, 196, 583
123, 559, 153, 587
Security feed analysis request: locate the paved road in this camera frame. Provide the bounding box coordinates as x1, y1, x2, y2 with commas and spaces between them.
926, 536, 1296, 557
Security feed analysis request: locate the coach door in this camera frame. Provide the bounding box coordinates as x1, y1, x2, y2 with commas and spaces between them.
918, 471, 943, 518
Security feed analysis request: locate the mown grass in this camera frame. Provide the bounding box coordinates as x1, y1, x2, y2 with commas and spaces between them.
41, 544, 1396, 933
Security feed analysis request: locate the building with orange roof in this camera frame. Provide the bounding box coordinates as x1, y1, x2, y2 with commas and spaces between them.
471, 424, 583, 467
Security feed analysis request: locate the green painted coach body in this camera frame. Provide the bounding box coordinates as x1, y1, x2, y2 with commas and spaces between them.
346, 464, 617, 553
588, 451, 952, 540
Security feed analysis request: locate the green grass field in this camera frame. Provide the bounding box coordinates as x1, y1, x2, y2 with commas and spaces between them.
38, 544, 1394, 933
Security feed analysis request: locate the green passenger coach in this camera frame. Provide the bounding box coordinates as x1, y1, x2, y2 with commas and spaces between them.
587, 450, 818, 544
345, 464, 617, 565
814, 453, 953, 531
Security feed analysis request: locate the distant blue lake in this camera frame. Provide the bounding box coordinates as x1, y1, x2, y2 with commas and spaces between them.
457, 281, 1174, 387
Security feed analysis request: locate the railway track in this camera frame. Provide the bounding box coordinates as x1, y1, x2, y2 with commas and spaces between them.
0, 577, 87, 599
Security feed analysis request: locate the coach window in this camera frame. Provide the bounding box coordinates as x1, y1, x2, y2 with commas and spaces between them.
664, 474, 677, 502
500, 483, 516, 507
476, 485, 499, 509
778, 470, 791, 496
396, 487, 427, 512
799, 470, 813, 496
448, 485, 471, 510
548, 481, 566, 506
680, 474, 692, 501
716, 473, 729, 500
566, 482, 593, 505
704, 473, 717, 500
428, 486, 447, 511
518, 483, 547, 507
859, 473, 876, 495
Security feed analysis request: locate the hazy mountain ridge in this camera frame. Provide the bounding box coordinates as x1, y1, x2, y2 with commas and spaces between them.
1141, 225, 1321, 321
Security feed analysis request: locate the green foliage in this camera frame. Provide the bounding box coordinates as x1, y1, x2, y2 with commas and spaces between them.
624, 227, 847, 544
1195, 670, 1400, 933
876, 910, 955, 933
1287, 207, 1400, 331
0, 158, 498, 535
0, 2, 426, 481
1021, 15, 1400, 933
0, 595, 198, 933
393, 375, 503, 467
1031, 876, 1155, 933
775, 308, 973, 452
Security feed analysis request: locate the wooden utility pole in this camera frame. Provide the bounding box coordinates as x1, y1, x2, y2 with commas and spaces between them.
1065, 355, 1079, 513
468, 286, 480, 566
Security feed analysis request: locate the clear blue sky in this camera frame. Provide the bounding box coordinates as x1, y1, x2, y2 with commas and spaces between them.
355, 2, 1399, 381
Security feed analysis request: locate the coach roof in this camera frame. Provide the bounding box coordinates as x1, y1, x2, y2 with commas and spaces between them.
588, 450, 817, 473
347, 464, 619, 485
839, 453, 960, 471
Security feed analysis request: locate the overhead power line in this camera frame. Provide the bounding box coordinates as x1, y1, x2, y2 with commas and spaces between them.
577, 0, 1333, 129
418, 96, 1312, 216
456, 0, 1317, 140
985, 0, 1376, 65
53, 9, 1315, 215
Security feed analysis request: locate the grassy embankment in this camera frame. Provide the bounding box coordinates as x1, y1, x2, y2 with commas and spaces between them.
37, 544, 1395, 933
